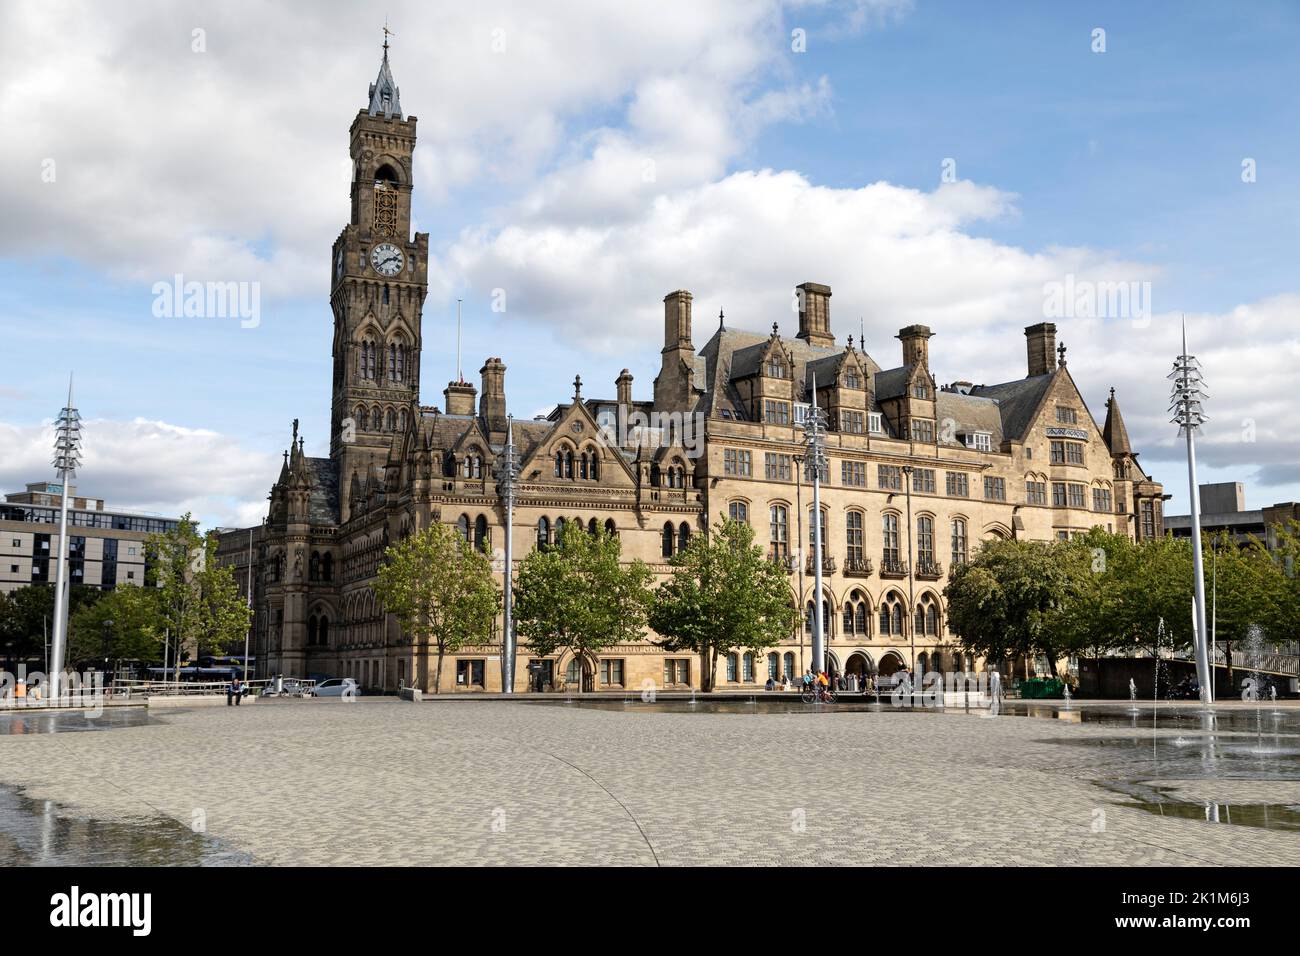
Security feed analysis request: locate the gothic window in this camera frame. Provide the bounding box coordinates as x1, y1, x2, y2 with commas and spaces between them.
398, 408, 407, 431
951, 519, 968, 566
385, 408, 396, 431
579, 453, 588, 480
382, 285, 390, 306
318, 616, 330, 646
879, 592, 905, 636
842, 590, 870, 636
322, 554, 333, 582
388, 342, 396, 379
917, 516, 935, 567
769, 504, 789, 559
807, 507, 828, 559
650, 463, 661, 487
604, 518, 616, 537
537, 516, 550, 548
661, 522, 675, 559
846, 510, 864, 564
554, 517, 567, 541
678, 522, 691, 553
373, 405, 383, 430
728, 500, 748, 524
564, 451, 574, 479
356, 406, 368, 430
474, 515, 488, 552
915, 594, 939, 637
309, 552, 321, 582
882, 513, 900, 567
590, 454, 600, 480
307, 615, 318, 646
555, 451, 563, 478
456, 514, 470, 541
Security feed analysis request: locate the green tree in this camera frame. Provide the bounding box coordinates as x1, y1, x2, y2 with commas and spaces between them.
0, 584, 102, 667
649, 515, 799, 690
67, 583, 163, 669
373, 522, 500, 693
944, 538, 1079, 676
147, 515, 251, 665
514, 520, 652, 689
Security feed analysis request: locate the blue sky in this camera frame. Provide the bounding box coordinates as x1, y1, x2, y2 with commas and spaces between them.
1, 0, 1297, 526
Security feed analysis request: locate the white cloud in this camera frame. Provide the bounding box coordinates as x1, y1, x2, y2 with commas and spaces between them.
0, 418, 278, 530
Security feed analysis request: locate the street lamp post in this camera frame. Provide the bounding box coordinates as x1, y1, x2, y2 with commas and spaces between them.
496, 416, 518, 694
793, 453, 806, 677
902, 465, 917, 682
1168, 319, 1213, 705
49, 376, 82, 703
803, 377, 828, 677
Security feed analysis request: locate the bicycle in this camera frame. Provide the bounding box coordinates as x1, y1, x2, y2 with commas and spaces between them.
800, 686, 837, 704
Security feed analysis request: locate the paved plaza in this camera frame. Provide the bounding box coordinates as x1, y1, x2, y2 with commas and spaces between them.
1, 698, 1298, 866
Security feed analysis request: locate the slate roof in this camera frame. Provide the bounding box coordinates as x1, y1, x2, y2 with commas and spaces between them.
970, 373, 1056, 443
303, 457, 340, 524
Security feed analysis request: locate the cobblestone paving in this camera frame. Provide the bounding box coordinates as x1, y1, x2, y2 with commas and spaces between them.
1, 699, 1298, 866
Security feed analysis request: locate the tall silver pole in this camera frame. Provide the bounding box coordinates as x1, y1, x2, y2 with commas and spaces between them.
499, 416, 517, 693
1169, 318, 1212, 705
903, 466, 917, 677
49, 375, 81, 703
243, 527, 253, 682
806, 375, 826, 676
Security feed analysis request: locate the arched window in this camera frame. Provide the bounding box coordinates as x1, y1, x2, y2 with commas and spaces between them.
456, 514, 470, 541
554, 517, 567, 542
805, 597, 831, 635
537, 517, 550, 549
318, 616, 329, 646
474, 515, 488, 552
309, 551, 321, 582
385, 408, 396, 432
307, 615, 318, 646
728, 500, 748, 524
783, 652, 796, 680
579, 453, 588, 480
590, 455, 600, 480
767, 652, 780, 680
726, 653, 739, 682
382, 284, 390, 306
846, 510, 864, 564
322, 554, 333, 582
880, 592, 905, 637
564, 451, 574, 479
604, 518, 616, 537
398, 408, 408, 431
808, 507, 827, 559
915, 594, 940, 636
373, 405, 383, 431
917, 515, 935, 567
649, 463, 661, 487
842, 589, 869, 636
555, 451, 564, 478
588, 518, 598, 536
742, 652, 755, 683
678, 522, 690, 553
356, 406, 368, 430
951, 519, 968, 566
769, 505, 789, 559
882, 513, 900, 567
661, 522, 675, 559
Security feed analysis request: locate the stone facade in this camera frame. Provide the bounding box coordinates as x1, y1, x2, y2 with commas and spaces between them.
216, 49, 1166, 693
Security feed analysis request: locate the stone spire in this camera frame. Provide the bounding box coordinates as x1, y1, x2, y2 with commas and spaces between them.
1102, 387, 1133, 456
367, 31, 403, 119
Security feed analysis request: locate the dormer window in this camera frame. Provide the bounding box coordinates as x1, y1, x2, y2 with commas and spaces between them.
844, 370, 861, 389
963, 431, 993, 452
913, 381, 930, 400
868, 412, 884, 435
765, 358, 787, 379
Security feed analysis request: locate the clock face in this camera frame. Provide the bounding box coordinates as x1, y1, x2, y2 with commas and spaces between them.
369, 243, 404, 277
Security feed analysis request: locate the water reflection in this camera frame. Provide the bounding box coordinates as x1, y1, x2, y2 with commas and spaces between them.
1100, 780, 1300, 833
0, 787, 252, 866
0, 708, 154, 736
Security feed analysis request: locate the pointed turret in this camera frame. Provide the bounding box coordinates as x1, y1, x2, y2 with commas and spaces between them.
1102, 387, 1133, 456
367, 35, 402, 119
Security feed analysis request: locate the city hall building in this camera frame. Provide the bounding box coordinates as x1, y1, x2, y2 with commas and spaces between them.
216, 46, 1167, 693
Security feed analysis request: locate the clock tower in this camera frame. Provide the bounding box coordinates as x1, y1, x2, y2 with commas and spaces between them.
329, 39, 429, 521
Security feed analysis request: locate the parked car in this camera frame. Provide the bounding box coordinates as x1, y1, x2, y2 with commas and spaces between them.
310, 677, 359, 698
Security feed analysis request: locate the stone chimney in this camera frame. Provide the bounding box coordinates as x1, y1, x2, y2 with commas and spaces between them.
655, 290, 697, 412
897, 324, 933, 370
479, 357, 507, 439
796, 282, 834, 348
444, 379, 477, 417
1025, 323, 1057, 378
663, 290, 692, 350
616, 368, 634, 407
